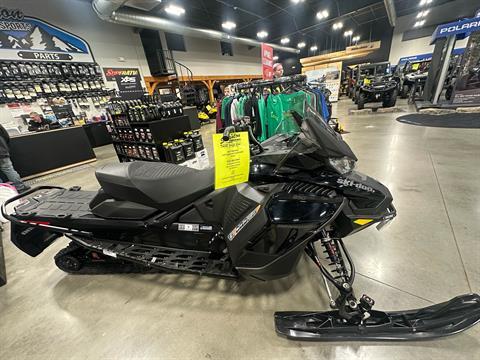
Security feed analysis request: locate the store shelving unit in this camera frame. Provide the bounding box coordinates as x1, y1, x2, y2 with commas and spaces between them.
107, 104, 194, 163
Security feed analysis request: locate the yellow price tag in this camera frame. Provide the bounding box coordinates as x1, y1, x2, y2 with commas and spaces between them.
206, 104, 212, 111
213, 132, 250, 190
363, 78, 371, 85
411, 63, 420, 71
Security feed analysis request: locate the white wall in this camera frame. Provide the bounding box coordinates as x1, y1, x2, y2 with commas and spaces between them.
164, 34, 262, 76
2, 0, 150, 77
389, 31, 468, 65
389, 0, 477, 65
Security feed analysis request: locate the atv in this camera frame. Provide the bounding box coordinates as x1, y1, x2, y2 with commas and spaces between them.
357, 75, 398, 110
3, 106, 479, 341
398, 60, 431, 99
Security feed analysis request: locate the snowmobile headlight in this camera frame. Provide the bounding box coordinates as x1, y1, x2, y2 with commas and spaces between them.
329, 157, 356, 174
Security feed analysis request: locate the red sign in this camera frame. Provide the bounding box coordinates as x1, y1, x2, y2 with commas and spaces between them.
261, 43, 274, 80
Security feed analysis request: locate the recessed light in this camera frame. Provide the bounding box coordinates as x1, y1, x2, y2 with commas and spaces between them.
280, 37, 290, 44
297, 42, 306, 49
419, 0, 432, 6
416, 10, 430, 18
310, 45, 318, 51
273, 55, 279, 61
165, 4, 185, 16
290, 0, 305, 4
257, 30, 268, 39
222, 21, 236, 30
333, 22, 343, 30
292, 66, 296, 69
414, 20, 426, 27
316, 10, 329, 20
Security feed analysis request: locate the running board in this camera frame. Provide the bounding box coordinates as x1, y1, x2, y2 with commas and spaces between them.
71, 236, 238, 279
275, 293, 480, 341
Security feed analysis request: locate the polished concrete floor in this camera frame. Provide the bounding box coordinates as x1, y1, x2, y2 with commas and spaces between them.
1, 99, 479, 359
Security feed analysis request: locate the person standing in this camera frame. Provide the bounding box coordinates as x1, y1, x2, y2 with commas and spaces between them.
273, 63, 284, 79
0, 124, 30, 193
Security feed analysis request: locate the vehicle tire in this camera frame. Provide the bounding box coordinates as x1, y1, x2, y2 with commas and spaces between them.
383, 89, 398, 107
445, 86, 453, 100
401, 84, 409, 99
357, 93, 366, 110
55, 254, 82, 273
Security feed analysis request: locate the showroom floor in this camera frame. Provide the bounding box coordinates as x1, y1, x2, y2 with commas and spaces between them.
1, 99, 479, 359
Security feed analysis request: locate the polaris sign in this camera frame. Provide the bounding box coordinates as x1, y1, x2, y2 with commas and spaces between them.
431, 17, 480, 44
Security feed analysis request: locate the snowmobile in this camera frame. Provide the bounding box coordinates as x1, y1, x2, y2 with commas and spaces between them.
3, 106, 479, 341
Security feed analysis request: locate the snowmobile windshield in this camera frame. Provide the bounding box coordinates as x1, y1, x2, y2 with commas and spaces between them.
274, 104, 357, 173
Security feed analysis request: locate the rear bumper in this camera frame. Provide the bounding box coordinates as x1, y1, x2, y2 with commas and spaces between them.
2, 186, 66, 256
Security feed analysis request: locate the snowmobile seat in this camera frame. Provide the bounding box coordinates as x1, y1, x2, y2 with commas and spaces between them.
95, 162, 214, 212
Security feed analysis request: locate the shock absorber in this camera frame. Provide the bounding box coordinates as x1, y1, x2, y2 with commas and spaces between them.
320, 230, 350, 284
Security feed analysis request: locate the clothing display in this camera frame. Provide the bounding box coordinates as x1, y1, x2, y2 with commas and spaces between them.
217, 76, 334, 141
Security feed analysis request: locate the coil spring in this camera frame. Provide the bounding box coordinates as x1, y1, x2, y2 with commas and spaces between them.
320, 232, 350, 283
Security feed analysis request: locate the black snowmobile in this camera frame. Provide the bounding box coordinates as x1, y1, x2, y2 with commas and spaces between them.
3, 106, 479, 341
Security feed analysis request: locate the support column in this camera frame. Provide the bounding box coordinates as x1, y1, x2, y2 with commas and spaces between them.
433, 35, 456, 105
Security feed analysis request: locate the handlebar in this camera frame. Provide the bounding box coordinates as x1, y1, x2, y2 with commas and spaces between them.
221, 124, 264, 154
222, 126, 236, 141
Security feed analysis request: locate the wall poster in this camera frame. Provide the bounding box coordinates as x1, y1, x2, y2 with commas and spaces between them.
103, 67, 145, 100
304, 62, 342, 102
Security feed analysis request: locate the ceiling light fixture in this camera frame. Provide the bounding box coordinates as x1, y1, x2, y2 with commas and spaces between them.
280, 37, 290, 44
257, 30, 268, 39
352, 36, 360, 42
310, 45, 318, 51
290, 0, 305, 4
414, 20, 426, 27
333, 22, 343, 30
344, 30, 353, 37
273, 55, 279, 61
419, 0, 433, 6
222, 21, 236, 30
316, 10, 329, 20
297, 42, 306, 49
165, 4, 185, 16
416, 10, 430, 18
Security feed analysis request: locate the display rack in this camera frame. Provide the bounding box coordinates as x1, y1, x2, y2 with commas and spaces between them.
0, 61, 110, 104
106, 97, 204, 165
233, 74, 307, 91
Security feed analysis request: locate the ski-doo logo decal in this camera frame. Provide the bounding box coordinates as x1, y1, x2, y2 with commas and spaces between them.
227, 205, 261, 241
337, 178, 375, 193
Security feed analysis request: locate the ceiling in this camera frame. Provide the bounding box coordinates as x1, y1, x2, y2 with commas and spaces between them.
121, 0, 391, 55
117, 0, 469, 56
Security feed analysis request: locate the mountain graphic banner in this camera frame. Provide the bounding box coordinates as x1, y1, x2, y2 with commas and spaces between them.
0, 8, 94, 62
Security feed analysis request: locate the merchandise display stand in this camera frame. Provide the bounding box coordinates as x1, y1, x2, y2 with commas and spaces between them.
144, 75, 263, 103
107, 97, 203, 165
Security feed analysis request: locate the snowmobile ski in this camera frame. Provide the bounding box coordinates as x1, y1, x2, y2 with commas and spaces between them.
274, 293, 480, 341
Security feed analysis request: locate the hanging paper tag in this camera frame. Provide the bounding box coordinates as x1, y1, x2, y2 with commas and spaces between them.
213, 132, 250, 190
